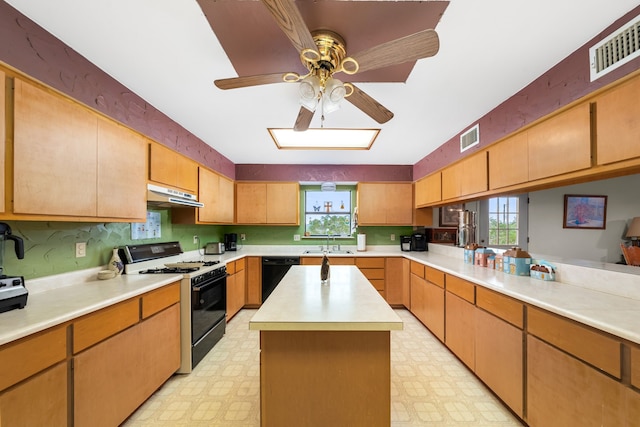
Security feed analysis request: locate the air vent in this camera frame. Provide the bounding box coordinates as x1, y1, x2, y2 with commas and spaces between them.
590, 14, 640, 81
460, 124, 479, 153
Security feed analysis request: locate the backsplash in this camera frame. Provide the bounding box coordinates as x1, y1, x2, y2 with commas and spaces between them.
3, 212, 409, 280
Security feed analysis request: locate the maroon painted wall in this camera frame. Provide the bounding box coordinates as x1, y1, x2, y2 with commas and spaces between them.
413, 5, 640, 179
0, 1, 235, 179
235, 164, 413, 182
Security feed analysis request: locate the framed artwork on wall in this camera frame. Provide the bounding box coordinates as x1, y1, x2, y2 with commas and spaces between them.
439, 203, 464, 227
563, 195, 607, 229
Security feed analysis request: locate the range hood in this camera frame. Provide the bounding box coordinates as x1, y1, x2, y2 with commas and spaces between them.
147, 183, 204, 208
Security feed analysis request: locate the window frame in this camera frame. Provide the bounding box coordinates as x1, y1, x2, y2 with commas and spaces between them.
303, 189, 354, 237
477, 193, 529, 250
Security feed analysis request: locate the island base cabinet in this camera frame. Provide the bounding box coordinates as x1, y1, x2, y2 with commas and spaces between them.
74, 304, 180, 427
0, 362, 68, 426
259, 330, 391, 427
475, 309, 523, 417
527, 335, 636, 427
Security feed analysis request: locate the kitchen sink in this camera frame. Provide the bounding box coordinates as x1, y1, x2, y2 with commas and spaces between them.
302, 249, 354, 255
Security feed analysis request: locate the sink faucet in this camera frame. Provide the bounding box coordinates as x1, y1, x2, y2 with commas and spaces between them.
326, 230, 330, 252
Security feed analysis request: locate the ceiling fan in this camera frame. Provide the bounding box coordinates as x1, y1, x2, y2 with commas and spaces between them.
213, 0, 440, 131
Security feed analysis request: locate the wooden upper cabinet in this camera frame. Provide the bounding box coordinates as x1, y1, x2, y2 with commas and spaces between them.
528, 102, 592, 181
595, 74, 640, 165
148, 142, 198, 194
235, 181, 299, 225
0, 70, 4, 213
197, 167, 234, 223
13, 78, 98, 217
357, 182, 413, 225
96, 117, 147, 219
414, 172, 441, 207
488, 131, 529, 190
441, 151, 488, 201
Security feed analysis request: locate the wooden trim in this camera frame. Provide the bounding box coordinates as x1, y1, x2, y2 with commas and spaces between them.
141, 282, 180, 319
72, 299, 139, 354
528, 306, 621, 378
445, 275, 475, 303
0, 325, 66, 392
425, 266, 445, 288
476, 287, 524, 329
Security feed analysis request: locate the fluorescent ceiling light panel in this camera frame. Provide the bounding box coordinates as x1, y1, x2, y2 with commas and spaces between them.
269, 128, 380, 150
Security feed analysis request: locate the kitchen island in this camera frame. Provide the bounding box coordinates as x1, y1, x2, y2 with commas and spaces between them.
250, 265, 403, 427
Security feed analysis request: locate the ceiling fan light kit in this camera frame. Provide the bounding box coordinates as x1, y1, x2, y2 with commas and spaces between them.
211, 0, 440, 133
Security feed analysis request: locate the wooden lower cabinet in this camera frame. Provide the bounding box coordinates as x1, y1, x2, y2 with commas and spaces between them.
74, 303, 180, 427
475, 309, 523, 417
384, 257, 407, 306
227, 259, 246, 320
527, 334, 637, 427
245, 256, 262, 307
356, 257, 385, 297
445, 291, 475, 370
0, 362, 68, 426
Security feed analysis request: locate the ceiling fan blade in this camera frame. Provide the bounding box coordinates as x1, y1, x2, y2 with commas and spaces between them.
214, 73, 288, 90
346, 84, 394, 124
294, 107, 314, 132
261, 0, 319, 55
349, 29, 439, 74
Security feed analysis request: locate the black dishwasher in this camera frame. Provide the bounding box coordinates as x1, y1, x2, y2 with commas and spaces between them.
262, 256, 300, 302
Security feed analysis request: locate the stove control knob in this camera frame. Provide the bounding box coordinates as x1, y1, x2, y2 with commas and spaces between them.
12, 279, 22, 287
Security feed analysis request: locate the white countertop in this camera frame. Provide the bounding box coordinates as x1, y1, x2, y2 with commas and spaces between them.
249, 265, 403, 331
0, 272, 182, 346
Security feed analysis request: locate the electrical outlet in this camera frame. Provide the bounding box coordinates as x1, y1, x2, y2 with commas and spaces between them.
390, 234, 396, 241
75, 242, 86, 258
193, 235, 199, 244
293, 234, 301, 241
240, 234, 246, 241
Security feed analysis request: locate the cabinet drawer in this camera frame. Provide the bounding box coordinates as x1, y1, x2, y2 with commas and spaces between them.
410, 261, 425, 278
0, 325, 67, 392
142, 282, 180, 319
425, 266, 445, 288
328, 257, 355, 265
446, 275, 475, 303
370, 279, 385, 291
528, 306, 621, 378
356, 257, 385, 269
476, 287, 523, 329
73, 298, 139, 354
235, 257, 246, 272
632, 345, 640, 389
226, 261, 236, 275
360, 268, 385, 280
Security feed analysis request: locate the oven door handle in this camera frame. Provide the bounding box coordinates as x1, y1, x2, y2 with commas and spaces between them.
192, 275, 227, 293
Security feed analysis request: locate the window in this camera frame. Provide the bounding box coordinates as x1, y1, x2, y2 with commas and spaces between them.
304, 190, 352, 236
478, 194, 528, 249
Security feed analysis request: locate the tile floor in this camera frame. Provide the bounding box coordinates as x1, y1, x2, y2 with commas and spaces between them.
124, 309, 524, 426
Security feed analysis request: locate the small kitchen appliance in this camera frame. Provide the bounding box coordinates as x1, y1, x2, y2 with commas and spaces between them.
411, 233, 428, 251
204, 242, 225, 255
0, 222, 27, 313
400, 235, 412, 252
458, 210, 477, 247
224, 233, 238, 251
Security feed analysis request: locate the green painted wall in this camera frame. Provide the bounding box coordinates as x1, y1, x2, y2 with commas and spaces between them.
3, 185, 412, 280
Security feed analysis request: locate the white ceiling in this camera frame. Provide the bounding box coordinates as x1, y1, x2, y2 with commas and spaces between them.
6, 0, 639, 166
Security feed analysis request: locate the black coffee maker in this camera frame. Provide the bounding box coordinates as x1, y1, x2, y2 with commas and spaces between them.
224, 233, 238, 251
0, 222, 27, 313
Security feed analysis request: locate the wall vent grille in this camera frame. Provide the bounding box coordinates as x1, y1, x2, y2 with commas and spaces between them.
590, 14, 640, 81
460, 124, 479, 152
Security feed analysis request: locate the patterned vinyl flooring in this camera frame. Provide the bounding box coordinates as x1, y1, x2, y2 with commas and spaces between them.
124, 309, 524, 426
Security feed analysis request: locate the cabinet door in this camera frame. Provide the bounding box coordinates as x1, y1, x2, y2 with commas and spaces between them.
96, 117, 147, 219
423, 280, 445, 342
13, 79, 97, 216
0, 362, 68, 427
357, 183, 386, 224
384, 258, 405, 306
218, 174, 235, 223
410, 273, 427, 325
488, 131, 528, 190
266, 182, 299, 224
476, 309, 523, 417
445, 292, 475, 370
460, 151, 488, 196
385, 183, 413, 224
401, 258, 411, 308
0, 70, 4, 213
149, 143, 198, 193
527, 335, 628, 427
198, 168, 234, 223
245, 256, 262, 307
595, 75, 640, 165
175, 153, 199, 194
528, 102, 591, 180
236, 182, 266, 223
415, 172, 441, 207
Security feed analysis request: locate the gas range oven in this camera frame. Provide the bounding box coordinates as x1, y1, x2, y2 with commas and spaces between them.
122, 242, 227, 373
